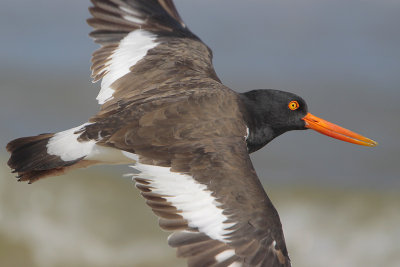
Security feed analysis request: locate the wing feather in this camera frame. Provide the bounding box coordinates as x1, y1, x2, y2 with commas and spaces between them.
84, 90, 291, 266
85, 2, 291, 265
88, 0, 218, 106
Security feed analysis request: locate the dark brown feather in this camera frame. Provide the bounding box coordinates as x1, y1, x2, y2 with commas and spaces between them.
159, 218, 188, 231
168, 231, 210, 248
176, 239, 223, 258
5, 1, 294, 266
6, 2, 293, 265
88, 0, 217, 112
83, 86, 291, 266
186, 243, 227, 267
6, 133, 89, 183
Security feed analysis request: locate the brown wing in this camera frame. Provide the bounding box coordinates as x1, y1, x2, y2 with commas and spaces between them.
86, 1, 290, 265
88, 0, 220, 112
137, 139, 291, 267
81, 87, 291, 267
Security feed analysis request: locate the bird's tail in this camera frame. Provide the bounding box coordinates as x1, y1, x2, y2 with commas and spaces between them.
6, 124, 134, 183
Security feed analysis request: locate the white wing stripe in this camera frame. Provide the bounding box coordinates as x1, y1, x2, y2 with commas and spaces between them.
97, 30, 158, 104
123, 15, 144, 24
131, 163, 235, 242
119, 6, 141, 17
215, 249, 235, 263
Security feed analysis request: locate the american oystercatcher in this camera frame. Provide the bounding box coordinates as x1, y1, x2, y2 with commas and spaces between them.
6, 1, 377, 266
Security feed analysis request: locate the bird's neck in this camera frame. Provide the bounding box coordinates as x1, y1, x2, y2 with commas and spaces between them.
239, 91, 285, 153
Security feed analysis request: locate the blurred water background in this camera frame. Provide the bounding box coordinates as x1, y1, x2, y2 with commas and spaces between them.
1, 0, 399, 266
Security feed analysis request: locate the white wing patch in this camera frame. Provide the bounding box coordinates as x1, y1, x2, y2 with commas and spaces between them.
96, 30, 159, 104
123, 14, 144, 24
215, 249, 235, 262
119, 6, 141, 17
130, 162, 235, 242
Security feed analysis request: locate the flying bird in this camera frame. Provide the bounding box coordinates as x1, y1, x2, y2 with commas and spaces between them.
6, 1, 377, 266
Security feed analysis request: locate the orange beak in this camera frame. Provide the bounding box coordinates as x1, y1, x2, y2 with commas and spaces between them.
302, 113, 378, 147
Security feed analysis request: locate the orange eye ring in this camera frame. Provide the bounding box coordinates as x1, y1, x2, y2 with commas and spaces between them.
288, 101, 300, 110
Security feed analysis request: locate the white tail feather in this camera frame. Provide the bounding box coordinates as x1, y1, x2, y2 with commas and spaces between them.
46, 123, 135, 164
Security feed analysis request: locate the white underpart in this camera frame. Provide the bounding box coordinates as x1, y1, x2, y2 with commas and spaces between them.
96, 30, 158, 104
47, 124, 136, 164
84, 146, 136, 164
215, 249, 235, 262
130, 162, 235, 242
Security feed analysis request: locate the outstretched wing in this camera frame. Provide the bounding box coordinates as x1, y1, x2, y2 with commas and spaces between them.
88, 0, 220, 111
134, 139, 291, 267
82, 88, 291, 266
87, 1, 290, 266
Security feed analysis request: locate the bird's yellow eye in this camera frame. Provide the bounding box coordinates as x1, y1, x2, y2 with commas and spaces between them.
288, 101, 300, 110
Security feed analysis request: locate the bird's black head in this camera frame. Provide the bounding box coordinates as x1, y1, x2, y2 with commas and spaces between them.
240, 89, 308, 152
240, 89, 377, 153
